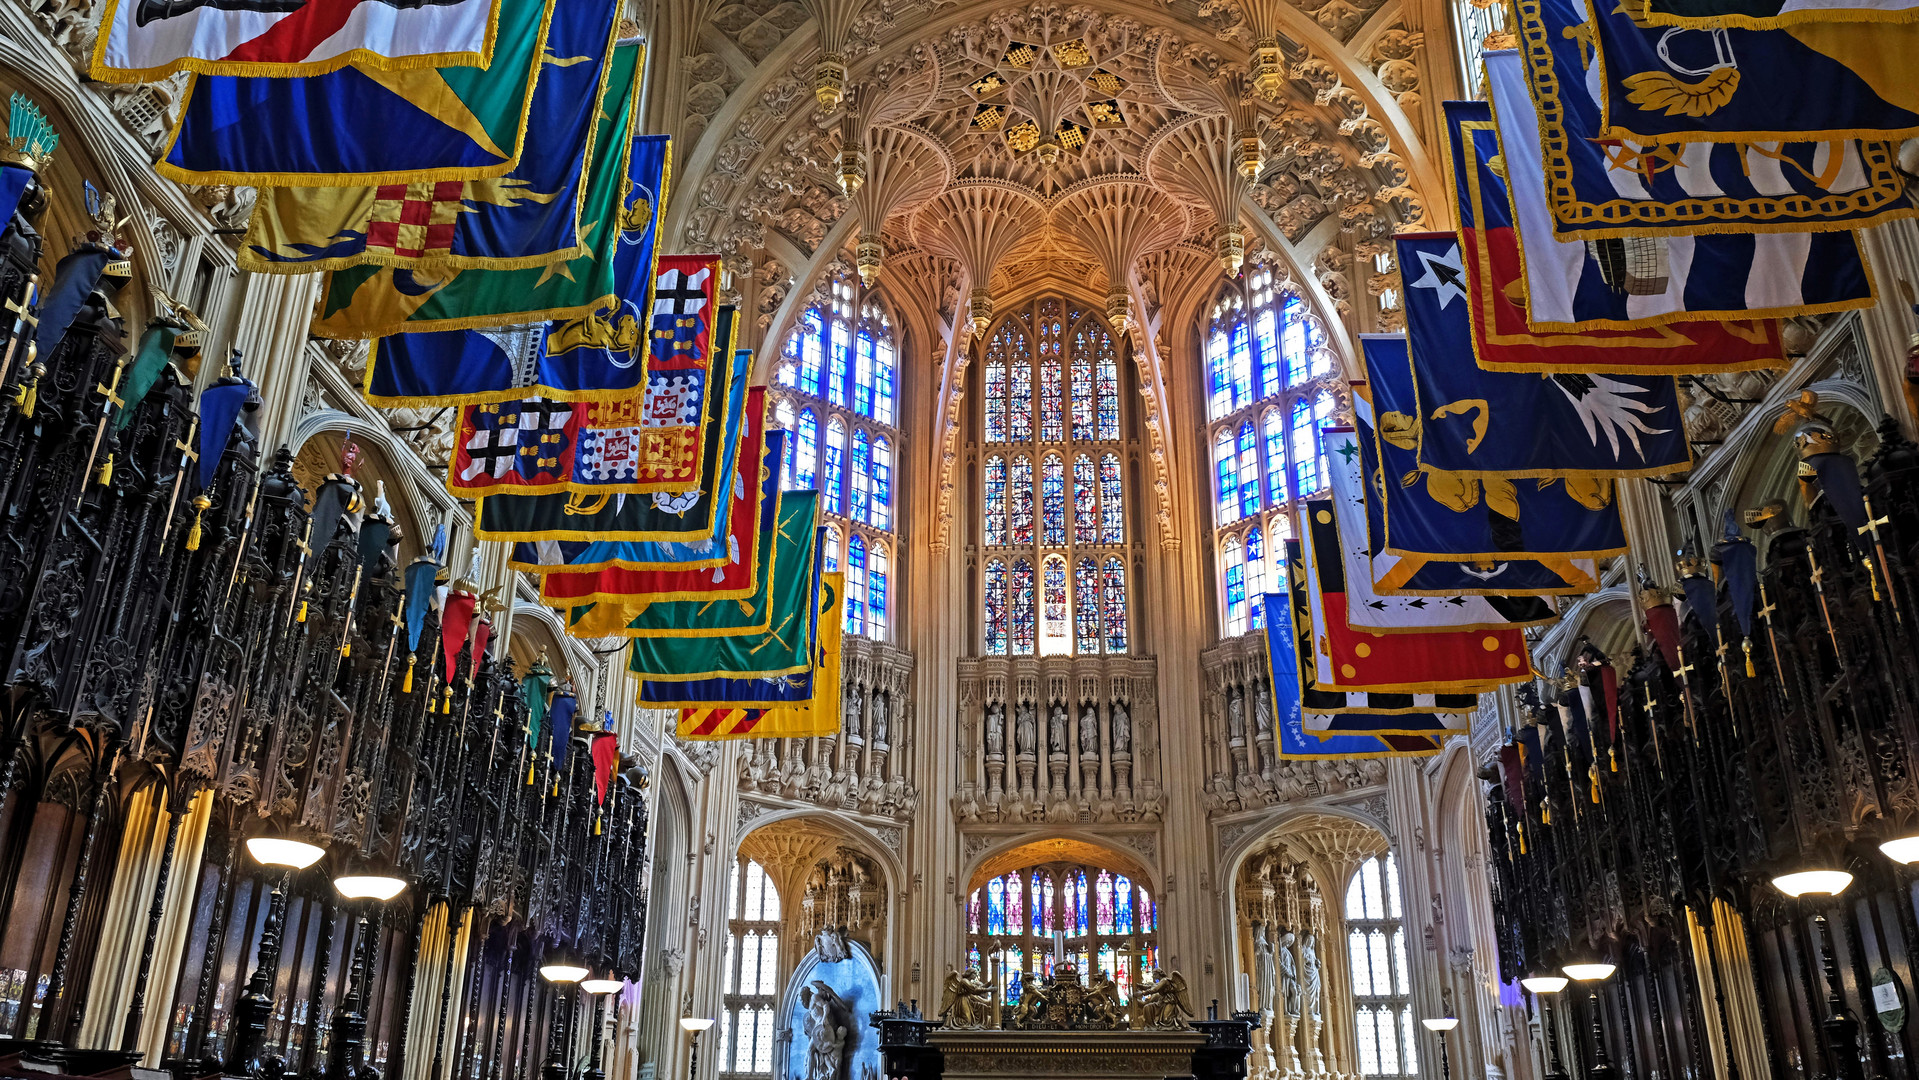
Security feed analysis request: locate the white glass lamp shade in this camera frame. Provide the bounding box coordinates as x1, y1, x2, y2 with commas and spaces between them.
1521, 976, 1570, 994
247, 835, 327, 869
680, 1017, 715, 1033
1562, 962, 1618, 982
540, 962, 590, 984
1881, 835, 1919, 865
1421, 1018, 1460, 1032
334, 874, 407, 901
581, 978, 624, 995
1771, 868, 1853, 898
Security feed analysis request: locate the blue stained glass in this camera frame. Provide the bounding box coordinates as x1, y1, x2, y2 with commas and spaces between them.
968, 942, 981, 970
1009, 341, 1033, 441
1074, 558, 1101, 654
987, 877, 1006, 935
1263, 410, 1287, 505
875, 339, 897, 425
1073, 871, 1089, 935
1237, 421, 1261, 519
1096, 871, 1115, 934
824, 420, 846, 513
855, 331, 876, 417
1032, 873, 1044, 935
800, 313, 824, 396
1040, 353, 1063, 443
1071, 340, 1094, 442
985, 359, 1009, 442
868, 542, 888, 637
1214, 430, 1238, 527
1098, 944, 1116, 984
1229, 322, 1253, 412
1098, 453, 1123, 544
1311, 391, 1335, 495
1042, 556, 1069, 653
824, 526, 840, 574
846, 534, 867, 636
1103, 557, 1128, 653
1041, 454, 1066, 546
1282, 296, 1310, 387
1290, 397, 1318, 497
984, 560, 1009, 654
1255, 307, 1280, 399
1095, 334, 1119, 441
1042, 874, 1056, 934
872, 436, 892, 531
1062, 873, 1081, 938
1010, 456, 1034, 545
1073, 455, 1097, 544
984, 456, 1007, 546
1010, 559, 1036, 655
1224, 542, 1246, 637
1207, 306, 1234, 421
1115, 876, 1133, 934
851, 429, 872, 524
1247, 528, 1266, 631
1005, 952, 1024, 1004
795, 409, 818, 490
829, 319, 851, 407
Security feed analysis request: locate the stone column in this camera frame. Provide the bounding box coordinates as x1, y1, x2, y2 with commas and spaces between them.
226, 273, 323, 454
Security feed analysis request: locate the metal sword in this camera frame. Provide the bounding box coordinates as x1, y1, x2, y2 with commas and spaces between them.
1756, 582, 1788, 701
1859, 495, 1902, 624
76, 353, 131, 507
0, 277, 39, 389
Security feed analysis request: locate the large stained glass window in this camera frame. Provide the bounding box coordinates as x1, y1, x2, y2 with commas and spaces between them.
977, 298, 1130, 656
964, 861, 1159, 1015
720, 858, 781, 1078
846, 534, 867, 637
1203, 264, 1335, 638
868, 541, 890, 638
776, 282, 898, 640
1348, 853, 1416, 1078
984, 560, 1009, 655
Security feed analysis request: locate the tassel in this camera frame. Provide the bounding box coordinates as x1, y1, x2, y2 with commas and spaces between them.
1517, 825, 1527, 855
186, 495, 210, 551
551, 775, 560, 797
594, 812, 603, 836
1590, 764, 1600, 804
1744, 638, 1755, 678
96, 454, 112, 486
1866, 557, 1884, 601
403, 653, 416, 693
16, 373, 36, 417
527, 761, 537, 786
442, 687, 453, 713
340, 639, 352, 658
1542, 800, 1552, 825
1610, 744, 1619, 773
297, 600, 308, 622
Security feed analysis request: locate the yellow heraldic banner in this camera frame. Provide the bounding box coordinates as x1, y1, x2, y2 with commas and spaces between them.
237, 6, 629, 274
673, 574, 844, 740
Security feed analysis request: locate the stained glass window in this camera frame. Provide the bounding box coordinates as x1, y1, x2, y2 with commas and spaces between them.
987, 877, 1006, 935
721, 858, 781, 1078
794, 409, 818, 491
776, 400, 798, 485
1283, 295, 1312, 387
1074, 558, 1101, 655
850, 428, 872, 525
985, 355, 1010, 443
1115, 877, 1133, 934
1095, 871, 1115, 934
1010, 455, 1034, 545
1041, 454, 1066, 546
1095, 330, 1120, 441
1040, 555, 1070, 656
984, 560, 1009, 655
1207, 309, 1235, 421
873, 320, 897, 425
1222, 537, 1246, 637
824, 419, 846, 514
1010, 559, 1036, 655
965, 861, 1158, 1020
1263, 409, 1287, 506
1073, 455, 1097, 545
1103, 558, 1128, 653
969, 896, 981, 935
1246, 527, 1267, 631
1255, 306, 1280, 399
1041, 874, 1056, 934
824, 525, 841, 574
854, 328, 877, 418
1071, 871, 1089, 935
845, 534, 867, 636
1009, 345, 1033, 441
1040, 350, 1064, 443
1291, 393, 1331, 498
871, 436, 892, 531
984, 456, 1008, 546
869, 541, 889, 638
797, 311, 824, 396
1071, 343, 1094, 442
1229, 319, 1254, 412
1238, 421, 1261, 519
828, 318, 851, 407
1215, 429, 1239, 527
1099, 454, 1123, 545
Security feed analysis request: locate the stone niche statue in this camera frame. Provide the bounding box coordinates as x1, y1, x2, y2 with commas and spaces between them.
1110, 700, 1131, 753
1301, 933, 1322, 1019
871, 692, 889, 743
985, 703, 1005, 756
1078, 703, 1099, 756
814, 924, 852, 963
1251, 922, 1277, 1018
1048, 702, 1068, 755
799, 981, 853, 1080
1015, 703, 1036, 756
1277, 930, 1301, 1017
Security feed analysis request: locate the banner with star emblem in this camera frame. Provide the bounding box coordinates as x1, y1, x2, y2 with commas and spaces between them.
237, 17, 629, 274
1308, 454, 1560, 632
311, 128, 664, 340
93, 0, 504, 81
1359, 336, 1628, 582
1494, 14, 1912, 238
670, 573, 842, 731
1262, 590, 1446, 759
446, 300, 736, 497
1398, 234, 1693, 478
474, 346, 751, 543
541, 431, 780, 604
1468, 81, 1876, 329
156, 0, 553, 185
1587, 0, 1919, 143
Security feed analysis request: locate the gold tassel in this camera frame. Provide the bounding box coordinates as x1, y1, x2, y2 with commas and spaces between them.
403, 653, 415, 692
186, 495, 210, 551
594, 812, 603, 836
96, 454, 112, 486
340, 639, 351, 658
1542, 800, 1552, 826
1590, 764, 1600, 804
1744, 638, 1755, 678
297, 600, 308, 622
1610, 745, 1619, 773
551, 776, 560, 797
1867, 557, 1884, 601
16, 373, 36, 417
442, 687, 453, 713
1517, 825, 1527, 855
527, 761, 537, 785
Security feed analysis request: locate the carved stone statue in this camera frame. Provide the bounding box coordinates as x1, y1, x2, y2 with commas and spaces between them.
871, 692, 889, 743
1110, 700, 1131, 753
1277, 930, 1301, 1017
1078, 703, 1099, 755
985, 703, 1005, 756
842, 687, 862, 738
1252, 922, 1277, 1018
1228, 688, 1246, 739
1253, 681, 1275, 736
1015, 704, 1036, 756
1302, 933, 1322, 1019
1136, 969, 1194, 1029
814, 924, 852, 963
938, 969, 995, 1030
799, 981, 851, 1080
1048, 703, 1067, 755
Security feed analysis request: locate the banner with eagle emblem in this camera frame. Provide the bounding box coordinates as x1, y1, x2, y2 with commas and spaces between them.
236, 14, 629, 274
156, 0, 552, 185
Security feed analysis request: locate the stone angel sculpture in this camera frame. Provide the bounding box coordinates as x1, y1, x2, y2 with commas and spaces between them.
938, 968, 995, 1030
1136, 969, 1195, 1029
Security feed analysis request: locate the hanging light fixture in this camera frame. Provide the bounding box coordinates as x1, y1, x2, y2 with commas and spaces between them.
1520, 975, 1569, 994
1771, 863, 1853, 898
246, 830, 327, 870
1561, 961, 1617, 982
1881, 833, 1919, 864
581, 974, 625, 996
1522, 976, 1573, 1080
333, 854, 407, 901
540, 948, 590, 985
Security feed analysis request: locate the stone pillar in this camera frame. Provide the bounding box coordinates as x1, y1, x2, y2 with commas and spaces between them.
225, 273, 322, 453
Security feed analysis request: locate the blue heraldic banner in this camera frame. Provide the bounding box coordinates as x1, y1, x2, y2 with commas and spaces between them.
1587, 0, 1919, 143
1262, 593, 1443, 759
1358, 336, 1628, 582
1396, 234, 1692, 478
477, 346, 750, 543
1503, 0, 1914, 236
1458, 90, 1874, 326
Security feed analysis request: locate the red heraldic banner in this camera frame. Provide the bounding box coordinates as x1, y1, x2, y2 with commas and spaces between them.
93, 0, 505, 81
